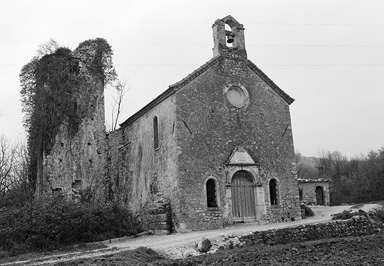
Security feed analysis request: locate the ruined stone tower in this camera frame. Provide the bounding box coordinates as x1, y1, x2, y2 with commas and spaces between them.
37, 43, 107, 200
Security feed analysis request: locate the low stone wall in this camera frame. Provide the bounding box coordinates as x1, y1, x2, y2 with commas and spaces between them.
239, 216, 383, 246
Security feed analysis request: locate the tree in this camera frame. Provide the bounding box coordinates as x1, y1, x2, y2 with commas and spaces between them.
0, 135, 32, 207
0, 135, 17, 200
110, 79, 130, 131
36, 39, 59, 57
295, 152, 319, 180
316, 148, 384, 205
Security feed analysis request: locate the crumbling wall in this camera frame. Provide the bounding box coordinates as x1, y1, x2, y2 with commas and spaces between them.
40, 44, 107, 200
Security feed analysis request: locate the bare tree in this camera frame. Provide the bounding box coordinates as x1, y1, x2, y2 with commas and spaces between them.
110, 79, 130, 131
0, 136, 31, 205
36, 39, 59, 57
0, 135, 17, 200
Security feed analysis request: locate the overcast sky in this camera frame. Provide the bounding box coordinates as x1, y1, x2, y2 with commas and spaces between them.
0, 0, 383, 157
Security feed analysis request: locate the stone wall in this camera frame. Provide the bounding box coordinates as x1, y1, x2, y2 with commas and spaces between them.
239, 216, 383, 246
107, 94, 180, 226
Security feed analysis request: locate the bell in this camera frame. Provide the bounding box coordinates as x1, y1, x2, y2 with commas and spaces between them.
227, 34, 235, 43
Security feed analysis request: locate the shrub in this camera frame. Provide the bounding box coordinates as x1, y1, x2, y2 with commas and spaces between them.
304, 206, 315, 217
331, 209, 367, 220
374, 207, 384, 223
0, 198, 142, 255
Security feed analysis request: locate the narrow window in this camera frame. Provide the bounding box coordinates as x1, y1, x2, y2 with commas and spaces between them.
153, 116, 159, 149
206, 179, 218, 207
269, 179, 278, 205
52, 188, 62, 197
299, 188, 303, 201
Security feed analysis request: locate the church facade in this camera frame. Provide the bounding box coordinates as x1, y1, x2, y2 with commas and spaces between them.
39, 16, 302, 233
107, 16, 302, 232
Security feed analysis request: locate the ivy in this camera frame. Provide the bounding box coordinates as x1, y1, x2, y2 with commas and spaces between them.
19, 38, 117, 191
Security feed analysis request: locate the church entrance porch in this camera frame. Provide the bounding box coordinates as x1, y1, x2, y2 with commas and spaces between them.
224, 146, 267, 224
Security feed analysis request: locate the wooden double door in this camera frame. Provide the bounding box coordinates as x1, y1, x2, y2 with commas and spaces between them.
231, 170, 256, 222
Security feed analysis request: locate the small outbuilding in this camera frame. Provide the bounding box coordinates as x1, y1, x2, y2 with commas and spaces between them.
298, 178, 330, 206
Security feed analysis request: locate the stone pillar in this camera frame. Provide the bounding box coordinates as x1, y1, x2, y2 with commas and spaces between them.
255, 185, 267, 221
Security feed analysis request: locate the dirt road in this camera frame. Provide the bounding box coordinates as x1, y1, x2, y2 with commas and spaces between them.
2, 204, 379, 265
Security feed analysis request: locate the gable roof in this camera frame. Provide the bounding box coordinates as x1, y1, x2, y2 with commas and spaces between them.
120, 56, 220, 128
120, 56, 294, 128
247, 60, 295, 105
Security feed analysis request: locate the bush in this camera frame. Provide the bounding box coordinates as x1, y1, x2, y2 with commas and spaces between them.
374, 207, 384, 223
331, 209, 367, 220
0, 198, 142, 255
304, 206, 315, 217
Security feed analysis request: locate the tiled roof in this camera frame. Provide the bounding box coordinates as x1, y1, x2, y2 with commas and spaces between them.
247, 60, 295, 105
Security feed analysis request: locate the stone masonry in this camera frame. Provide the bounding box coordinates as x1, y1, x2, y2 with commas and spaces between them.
39, 16, 306, 233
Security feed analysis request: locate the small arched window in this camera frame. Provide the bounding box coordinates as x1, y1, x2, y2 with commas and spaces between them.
269, 179, 279, 205
153, 116, 159, 149
206, 179, 218, 207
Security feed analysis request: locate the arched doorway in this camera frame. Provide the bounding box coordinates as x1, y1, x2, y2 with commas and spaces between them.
316, 186, 324, 205
231, 170, 256, 222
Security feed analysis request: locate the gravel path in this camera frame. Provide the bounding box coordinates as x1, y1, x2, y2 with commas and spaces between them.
2, 204, 380, 265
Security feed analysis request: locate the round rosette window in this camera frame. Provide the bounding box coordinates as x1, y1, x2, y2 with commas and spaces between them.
225, 85, 249, 108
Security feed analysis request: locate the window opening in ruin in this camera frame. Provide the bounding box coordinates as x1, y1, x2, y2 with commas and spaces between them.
269, 178, 279, 205
153, 116, 159, 150
72, 180, 82, 194
299, 188, 303, 201
206, 178, 218, 207
225, 23, 234, 47
52, 188, 62, 197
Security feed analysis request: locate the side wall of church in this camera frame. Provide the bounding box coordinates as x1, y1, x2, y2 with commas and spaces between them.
108, 95, 180, 227
173, 59, 300, 231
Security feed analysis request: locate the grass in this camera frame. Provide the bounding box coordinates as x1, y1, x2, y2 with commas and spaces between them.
0, 243, 108, 265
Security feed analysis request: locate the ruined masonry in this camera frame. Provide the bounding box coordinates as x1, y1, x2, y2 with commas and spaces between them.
40, 16, 305, 233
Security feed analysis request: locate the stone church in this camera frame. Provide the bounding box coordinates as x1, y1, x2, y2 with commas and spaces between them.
40, 15, 302, 233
